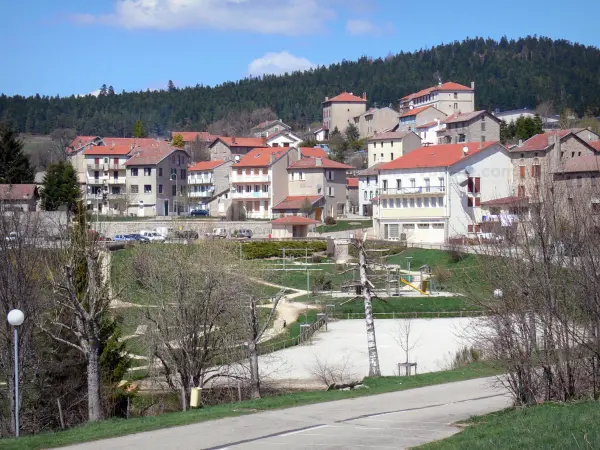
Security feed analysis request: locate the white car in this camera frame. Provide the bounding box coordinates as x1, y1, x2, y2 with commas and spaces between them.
5, 232, 19, 241
140, 230, 166, 242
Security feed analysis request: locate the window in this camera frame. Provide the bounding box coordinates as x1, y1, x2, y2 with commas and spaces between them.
578, 152, 581, 156
172, 185, 177, 196
481, 135, 486, 143
327, 186, 335, 196
130, 168, 138, 176
432, 223, 444, 229
481, 122, 486, 132
402, 198, 408, 208
454, 103, 458, 109
388, 224, 399, 239
409, 198, 415, 208
369, 191, 374, 200
467, 177, 481, 194
238, 169, 243, 176
158, 184, 163, 194
130, 185, 139, 194
431, 197, 437, 207
438, 197, 444, 206
144, 185, 152, 194
403, 224, 415, 230
425, 178, 430, 192
171, 168, 177, 177
144, 168, 151, 176
396, 179, 402, 190
158, 167, 163, 177
381, 142, 384, 148
410, 178, 416, 188
532, 165, 541, 178
391, 141, 394, 147
181, 169, 186, 179
453, 92, 458, 99
380, 153, 384, 160
416, 198, 423, 207
364, 191, 367, 200
326, 170, 334, 180
263, 184, 269, 193
254, 185, 260, 193
382, 199, 388, 208
390, 153, 394, 160
439, 177, 445, 191
389, 198, 395, 208
94, 170, 99, 180
418, 224, 429, 229
245, 185, 251, 193
373, 154, 376, 162
520, 166, 526, 178
424, 198, 430, 207
383, 180, 388, 192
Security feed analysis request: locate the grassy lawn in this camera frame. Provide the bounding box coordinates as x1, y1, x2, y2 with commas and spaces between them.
264, 263, 353, 291
0, 362, 500, 450
387, 248, 478, 270
419, 401, 600, 450
316, 220, 372, 233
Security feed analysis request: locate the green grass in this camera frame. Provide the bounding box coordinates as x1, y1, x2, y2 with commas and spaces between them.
316, 220, 372, 233
419, 401, 600, 450
386, 248, 478, 269
0, 362, 500, 450
264, 263, 351, 291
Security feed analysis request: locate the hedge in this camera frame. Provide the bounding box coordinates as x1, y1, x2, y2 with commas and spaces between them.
348, 240, 407, 258
242, 240, 327, 259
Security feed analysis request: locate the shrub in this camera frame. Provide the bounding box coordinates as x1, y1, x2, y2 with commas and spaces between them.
324, 216, 336, 226
311, 272, 332, 293
348, 240, 407, 258
311, 254, 324, 263
242, 240, 327, 259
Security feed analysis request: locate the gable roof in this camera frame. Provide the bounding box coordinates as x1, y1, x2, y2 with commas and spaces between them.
553, 154, 600, 174
271, 216, 320, 225
0, 184, 38, 201
324, 92, 367, 103
515, 130, 573, 152
442, 110, 500, 124
70, 136, 101, 149
213, 137, 268, 149
400, 105, 435, 118
273, 196, 323, 210
84, 145, 132, 156
368, 131, 412, 141
232, 147, 291, 168
251, 119, 290, 132
265, 130, 301, 142
171, 131, 219, 142
347, 177, 359, 188
416, 121, 439, 129
355, 106, 399, 120
288, 157, 352, 170
358, 162, 386, 176
379, 142, 502, 170
101, 137, 161, 148
590, 142, 600, 152
188, 160, 226, 172
401, 82, 473, 101
299, 147, 328, 159
125, 144, 186, 166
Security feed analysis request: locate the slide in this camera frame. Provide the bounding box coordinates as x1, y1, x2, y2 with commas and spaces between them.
400, 278, 430, 295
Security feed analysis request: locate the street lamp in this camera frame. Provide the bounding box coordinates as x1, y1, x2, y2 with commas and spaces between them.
7, 309, 24, 437
170, 173, 178, 215
405, 256, 413, 282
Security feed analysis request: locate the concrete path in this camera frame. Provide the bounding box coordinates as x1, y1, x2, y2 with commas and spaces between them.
61, 376, 510, 450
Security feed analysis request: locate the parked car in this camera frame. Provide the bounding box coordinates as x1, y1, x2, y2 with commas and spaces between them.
206, 228, 227, 239
5, 231, 19, 242
175, 230, 199, 240
140, 230, 166, 242
127, 233, 150, 242
114, 234, 134, 241
191, 209, 210, 217
232, 229, 253, 239
477, 232, 503, 243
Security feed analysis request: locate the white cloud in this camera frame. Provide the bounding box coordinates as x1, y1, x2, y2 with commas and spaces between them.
248, 51, 315, 76
74, 0, 336, 35
346, 19, 395, 36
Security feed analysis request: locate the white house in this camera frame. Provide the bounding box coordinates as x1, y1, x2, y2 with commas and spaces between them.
266, 130, 303, 148
373, 142, 513, 243
415, 120, 443, 146
357, 163, 384, 217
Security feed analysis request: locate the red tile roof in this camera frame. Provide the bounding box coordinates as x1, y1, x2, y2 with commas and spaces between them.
369, 131, 412, 141
171, 131, 219, 142
70, 136, 100, 150
400, 105, 434, 118
347, 177, 359, 188
442, 110, 496, 124
84, 145, 132, 156
480, 196, 529, 207
379, 142, 502, 170
0, 184, 37, 200
324, 92, 367, 103
273, 196, 323, 210
401, 82, 473, 101
215, 137, 268, 148
272, 216, 321, 225
516, 130, 572, 152
288, 157, 352, 169
102, 138, 162, 147
188, 160, 226, 171
416, 121, 439, 129
589, 141, 600, 152
299, 147, 328, 159
125, 143, 186, 166
232, 147, 290, 168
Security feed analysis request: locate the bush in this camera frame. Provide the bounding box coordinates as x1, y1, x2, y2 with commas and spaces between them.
348, 240, 406, 258
311, 272, 332, 293
324, 216, 336, 226
311, 254, 324, 263
242, 240, 327, 259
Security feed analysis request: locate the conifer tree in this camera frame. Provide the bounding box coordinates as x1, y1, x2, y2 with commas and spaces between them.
0, 125, 34, 184
41, 161, 81, 211
133, 120, 148, 138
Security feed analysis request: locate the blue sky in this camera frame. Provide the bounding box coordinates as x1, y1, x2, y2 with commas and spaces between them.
1, 0, 599, 97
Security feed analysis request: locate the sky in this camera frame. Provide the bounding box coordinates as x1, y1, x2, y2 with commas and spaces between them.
1, 0, 599, 98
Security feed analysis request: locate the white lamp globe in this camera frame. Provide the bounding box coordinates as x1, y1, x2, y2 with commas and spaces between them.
7, 309, 25, 326
493, 289, 503, 299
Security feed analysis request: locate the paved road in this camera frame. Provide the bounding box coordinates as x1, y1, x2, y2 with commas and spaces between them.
63, 377, 511, 450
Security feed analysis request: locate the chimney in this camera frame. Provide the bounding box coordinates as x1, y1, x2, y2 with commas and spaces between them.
325, 96, 329, 101
316, 157, 323, 167
270, 153, 277, 164
298, 147, 302, 158
471, 81, 475, 90
518, 139, 523, 147
363, 92, 367, 100
232, 137, 236, 144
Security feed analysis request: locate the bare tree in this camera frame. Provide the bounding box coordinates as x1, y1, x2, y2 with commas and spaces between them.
306, 354, 355, 388
393, 319, 420, 376
42, 204, 112, 422
535, 101, 555, 125
189, 137, 211, 162
49, 128, 77, 163
208, 108, 277, 137
353, 233, 381, 376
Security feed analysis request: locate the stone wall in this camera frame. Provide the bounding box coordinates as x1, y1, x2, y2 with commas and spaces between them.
92, 220, 273, 238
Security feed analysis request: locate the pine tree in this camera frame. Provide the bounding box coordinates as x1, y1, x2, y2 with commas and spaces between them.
99, 84, 108, 96
0, 125, 34, 184
533, 114, 544, 135
133, 120, 148, 138
500, 120, 509, 144
345, 123, 360, 143
168, 80, 176, 92
41, 162, 81, 211
108, 86, 115, 96
329, 127, 349, 163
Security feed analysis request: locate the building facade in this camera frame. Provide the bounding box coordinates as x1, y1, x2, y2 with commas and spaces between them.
353, 107, 399, 138
367, 131, 422, 166
397, 106, 447, 133
398, 82, 475, 116
209, 137, 268, 161
250, 120, 291, 138
436, 111, 501, 144
187, 159, 232, 215
322, 92, 367, 139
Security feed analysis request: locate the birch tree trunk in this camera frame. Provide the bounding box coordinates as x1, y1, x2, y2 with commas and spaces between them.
358, 240, 381, 377
86, 341, 103, 422
248, 298, 261, 399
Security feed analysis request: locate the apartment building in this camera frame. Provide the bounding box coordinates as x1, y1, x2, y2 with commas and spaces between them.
398, 82, 475, 116
358, 163, 384, 216
230, 147, 299, 219
124, 145, 190, 217
188, 159, 232, 215
367, 131, 422, 166
415, 121, 443, 146
273, 157, 352, 220
83, 144, 131, 215
322, 92, 367, 139
298, 147, 328, 159
374, 142, 512, 243
209, 137, 268, 161
250, 119, 291, 138
353, 107, 399, 138
397, 106, 447, 133
436, 111, 501, 144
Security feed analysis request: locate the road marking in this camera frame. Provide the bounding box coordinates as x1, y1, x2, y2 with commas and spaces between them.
279, 425, 329, 436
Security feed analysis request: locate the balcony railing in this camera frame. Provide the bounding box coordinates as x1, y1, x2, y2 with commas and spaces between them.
189, 191, 212, 198
231, 173, 269, 183
188, 176, 213, 185
380, 186, 446, 196
231, 190, 269, 199
87, 163, 126, 170
107, 178, 126, 185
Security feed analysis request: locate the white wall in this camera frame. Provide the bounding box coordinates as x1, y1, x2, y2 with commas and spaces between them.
268, 134, 301, 148
358, 175, 379, 216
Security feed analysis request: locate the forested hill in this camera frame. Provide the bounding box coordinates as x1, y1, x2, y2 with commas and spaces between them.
1, 36, 599, 137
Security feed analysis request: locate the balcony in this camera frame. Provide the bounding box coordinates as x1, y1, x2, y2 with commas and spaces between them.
87, 163, 126, 170
231, 189, 269, 199
231, 172, 269, 183
380, 186, 446, 196
189, 190, 213, 198
188, 176, 213, 185
107, 178, 126, 185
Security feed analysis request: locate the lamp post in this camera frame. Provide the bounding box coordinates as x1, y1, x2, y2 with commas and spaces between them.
7, 309, 24, 437
170, 173, 178, 215
405, 256, 413, 282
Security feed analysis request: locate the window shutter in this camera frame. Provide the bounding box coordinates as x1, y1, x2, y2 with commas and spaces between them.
475, 178, 481, 193
520, 166, 525, 177
467, 178, 474, 193
531, 166, 535, 177
468, 224, 474, 233
475, 197, 481, 207
468, 197, 474, 207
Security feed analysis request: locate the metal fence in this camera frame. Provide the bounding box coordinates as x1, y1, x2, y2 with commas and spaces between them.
330, 310, 485, 320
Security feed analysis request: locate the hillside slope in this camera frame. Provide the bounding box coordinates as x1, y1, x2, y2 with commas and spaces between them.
1, 36, 599, 137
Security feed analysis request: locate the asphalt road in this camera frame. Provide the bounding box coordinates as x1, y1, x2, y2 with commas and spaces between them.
63, 376, 511, 450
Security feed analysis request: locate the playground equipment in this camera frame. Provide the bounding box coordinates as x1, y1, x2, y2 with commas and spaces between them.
400, 278, 430, 295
